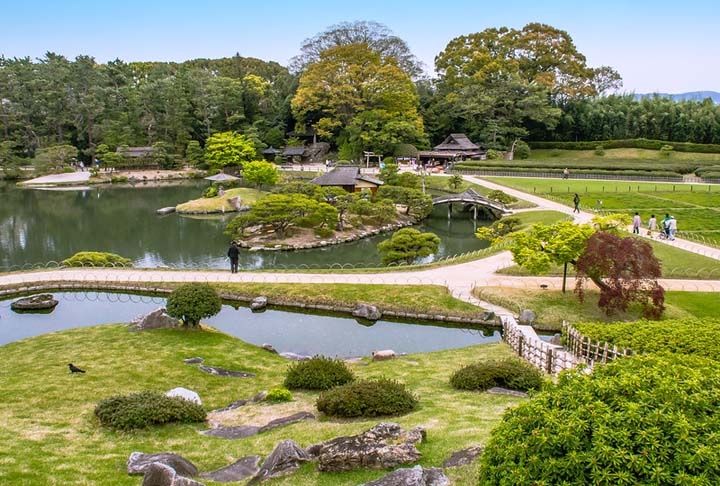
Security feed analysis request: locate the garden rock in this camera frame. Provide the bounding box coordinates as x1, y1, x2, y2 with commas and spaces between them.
250, 296, 268, 311
279, 352, 312, 361
442, 445, 483, 468
10, 294, 58, 311
261, 343, 278, 354
352, 303, 382, 321
202, 411, 315, 439
200, 455, 261, 482
248, 439, 311, 484
486, 387, 529, 398
141, 462, 204, 486
129, 308, 181, 331
371, 349, 396, 361
307, 422, 425, 472
183, 357, 204, 364
165, 387, 202, 405
127, 452, 198, 477
198, 365, 255, 377
518, 309, 536, 325
361, 465, 449, 486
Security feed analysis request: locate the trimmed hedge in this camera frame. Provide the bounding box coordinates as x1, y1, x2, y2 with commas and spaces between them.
283, 355, 355, 391
573, 318, 720, 359
478, 354, 720, 484
528, 138, 720, 154
61, 251, 132, 268
450, 358, 544, 392
94, 391, 206, 430
316, 378, 418, 418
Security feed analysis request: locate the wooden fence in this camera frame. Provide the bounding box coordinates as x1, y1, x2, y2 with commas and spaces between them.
502, 316, 581, 374
562, 321, 634, 366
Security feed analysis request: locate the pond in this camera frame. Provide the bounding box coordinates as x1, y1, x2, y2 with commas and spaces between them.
0, 292, 500, 357
0, 180, 489, 270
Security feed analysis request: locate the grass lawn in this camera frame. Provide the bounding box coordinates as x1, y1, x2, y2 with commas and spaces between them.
486, 177, 720, 246
474, 287, 720, 330
175, 187, 265, 213
0, 325, 523, 485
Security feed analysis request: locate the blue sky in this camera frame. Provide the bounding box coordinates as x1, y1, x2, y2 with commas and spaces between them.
1, 0, 718, 94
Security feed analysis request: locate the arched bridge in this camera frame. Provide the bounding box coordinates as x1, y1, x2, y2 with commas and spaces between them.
432, 188, 512, 220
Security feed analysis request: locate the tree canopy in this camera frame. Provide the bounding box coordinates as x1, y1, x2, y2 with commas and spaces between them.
377, 227, 440, 265
204, 131, 256, 170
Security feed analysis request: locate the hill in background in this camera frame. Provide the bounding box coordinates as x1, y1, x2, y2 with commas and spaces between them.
634, 91, 720, 104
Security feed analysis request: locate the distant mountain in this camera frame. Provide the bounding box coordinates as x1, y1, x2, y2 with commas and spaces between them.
634, 91, 720, 103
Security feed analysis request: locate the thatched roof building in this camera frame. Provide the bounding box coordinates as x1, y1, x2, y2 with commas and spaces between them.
310, 166, 383, 194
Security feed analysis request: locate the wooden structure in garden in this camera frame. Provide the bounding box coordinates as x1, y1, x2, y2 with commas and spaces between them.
310, 166, 383, 195
432, 188, 511, 220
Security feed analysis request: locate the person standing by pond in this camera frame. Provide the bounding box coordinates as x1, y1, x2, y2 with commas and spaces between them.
573, 193, 580, 213
227, 242, 240, 273
632, 212, 641, 234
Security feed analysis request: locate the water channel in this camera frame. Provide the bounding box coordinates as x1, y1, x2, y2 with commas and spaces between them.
0, 180, 489, 270
0, 291, 500, 356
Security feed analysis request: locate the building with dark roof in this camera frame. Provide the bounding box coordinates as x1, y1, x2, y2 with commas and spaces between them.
417, 133, 485, 166
310, 166, 383, 195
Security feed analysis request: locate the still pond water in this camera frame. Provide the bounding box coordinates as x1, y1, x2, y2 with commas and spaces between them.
0, 292, 499, 357
0, 180, 489, 270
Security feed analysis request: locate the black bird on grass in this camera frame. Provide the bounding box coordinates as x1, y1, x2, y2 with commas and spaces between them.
68, 363, 86, 373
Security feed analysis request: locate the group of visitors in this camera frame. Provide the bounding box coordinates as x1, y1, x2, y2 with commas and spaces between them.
635, 212, 677, 240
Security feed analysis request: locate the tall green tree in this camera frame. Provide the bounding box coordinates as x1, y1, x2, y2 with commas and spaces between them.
204, 131, 256, 170
241, 160, 279, 189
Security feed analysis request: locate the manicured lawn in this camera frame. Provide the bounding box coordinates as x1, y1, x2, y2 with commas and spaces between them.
0, 325, 522, 485
487, 177, 720, 246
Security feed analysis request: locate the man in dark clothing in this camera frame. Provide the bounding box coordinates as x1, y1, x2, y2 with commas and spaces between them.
227, 242, 240, 273
573, 193, 580, 213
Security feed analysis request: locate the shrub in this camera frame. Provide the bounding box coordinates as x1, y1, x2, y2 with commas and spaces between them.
166, 283, 222, 327
265, 387, 293, 403
486, 149, 502, 160
62, 251, 132, 268
283, 355, 355, 391
203, 186, 218, 198
487, 190, 517, 205
594, 144, 605, 156
316, 378, 418, 418
450, 357, 543, 392
660, 144, 674, 157
478, 354, 720, 484
314, 226, 334, 238
94, 391, 206, 431
514, 141, 531, 159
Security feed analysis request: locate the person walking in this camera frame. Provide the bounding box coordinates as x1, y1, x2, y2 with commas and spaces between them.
662, 213, 672, 239
667, 215, 677, 240
573, 193, 580, 213
227, 241, 240, 273
647, 214, 657, 238
632, 212, 641, 234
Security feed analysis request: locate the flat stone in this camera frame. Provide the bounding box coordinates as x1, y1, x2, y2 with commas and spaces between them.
361, 465, 449, 486
442, 445, 484, 468
202, 425, 261, 439
183, 357, 204, 364
127, 452, 198, 477
200, 456, 261, 482
198, 365, 255, 378
486, 387, 529, 398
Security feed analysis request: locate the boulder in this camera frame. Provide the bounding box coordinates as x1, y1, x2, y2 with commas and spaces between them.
442, 445, 484, 468
202, 412, 315, 439
518, 309, 536, 325
361, 465, 449, 486
129, 308, 181, 331
183, 357, 204, 364
11, 294, 58, 311
227, 196, 245, 211
141, 462, 204, 486
250, 296, 268, 311
371, 350, 396, 361
200, 456, 261, 483
279, 352, 312, 361
261, 343, 278, 354
198, 365, 255, 378
353, 303, 382, 321
165, 387, 202, 405
248, 439, 311, 484
308, 422, 425, 472
127, 452, 198, 477
156, 206, 176, 215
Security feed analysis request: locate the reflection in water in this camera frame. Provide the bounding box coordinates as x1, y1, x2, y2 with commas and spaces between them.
0, 292, 500, 357
0, 181, 490, 270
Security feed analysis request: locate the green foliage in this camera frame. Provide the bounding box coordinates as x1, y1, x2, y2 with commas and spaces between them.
486, 189, 517, 205
375, 185, 433, 219
265, 387, 293, 403
475, 216, 521, 243
447, 174, 464, 190
478, 354, 720, 485
61, 251, 132, 268
450, 357, 543, 392
94, 391, 206, 431
283, 356, 355, 391
574, 318, 720, 359
204, 131, 256, 170
203, 186, 218, 198
377, 227, 440, 265
316, 378, 418, 418
378, 162, 400, 185
660, 144, 674, 157
185, 140, 204, 166
241, 160, 279, 189
165, 283, 222, 327
594, 144, 605, 156
486, 149, 502, 160
530, 138, 720, 154
514, 140, 531, 159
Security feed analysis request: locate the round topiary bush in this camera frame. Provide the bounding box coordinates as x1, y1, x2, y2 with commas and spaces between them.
265, 387, 293, 403
94, 391, 206, 431
478, 354, 720, 484
450, 357, 543, 392
62, 251, 132, 268
166, 283, 222, 327
283, 355, 355, 391
316, 378, 418, 418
